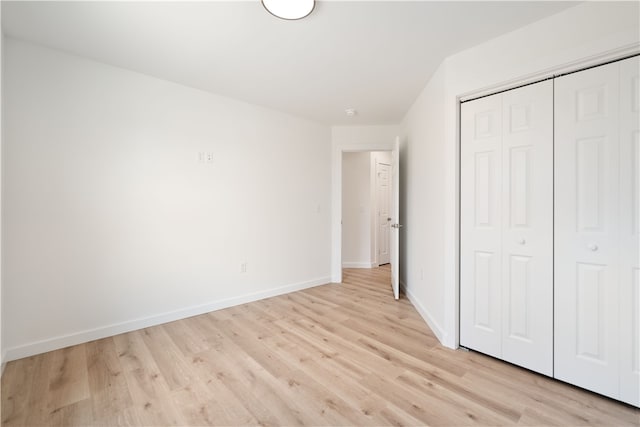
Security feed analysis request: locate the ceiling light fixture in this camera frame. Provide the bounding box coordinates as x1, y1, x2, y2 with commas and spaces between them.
345, 108, 357, 117
262, 0, 315, 20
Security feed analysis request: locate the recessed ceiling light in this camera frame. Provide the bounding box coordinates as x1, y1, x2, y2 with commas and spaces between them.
262, 0, 315, 21
345, 108, 357, 117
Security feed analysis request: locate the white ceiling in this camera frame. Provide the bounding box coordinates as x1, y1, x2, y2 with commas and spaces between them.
2, 1, 578, 125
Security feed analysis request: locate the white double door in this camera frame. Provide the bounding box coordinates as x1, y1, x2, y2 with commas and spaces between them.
554, 56, 639, 406
460, 80, 554, 376
461, 55, 639, 406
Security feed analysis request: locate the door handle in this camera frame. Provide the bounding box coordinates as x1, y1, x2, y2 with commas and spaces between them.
387, 217, 392, 221
588, 243, 598, 251
391, 223, 403, 229
518, 238, 526, 245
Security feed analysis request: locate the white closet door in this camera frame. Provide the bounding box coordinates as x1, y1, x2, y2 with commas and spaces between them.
619, 56, 640, 407
501, 81, 553, 376
554, 61, 621, 400
461, 94, 503, 358
461, 83, 553, 371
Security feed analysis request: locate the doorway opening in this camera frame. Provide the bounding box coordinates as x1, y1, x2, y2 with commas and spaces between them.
341, 150, 397, 299
332, 137, 400, 298
341, 151, 392, 269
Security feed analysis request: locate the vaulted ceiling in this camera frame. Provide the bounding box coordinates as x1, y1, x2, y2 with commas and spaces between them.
2, 1, 578, 125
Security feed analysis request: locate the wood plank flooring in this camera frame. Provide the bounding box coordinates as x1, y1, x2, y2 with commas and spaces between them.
2, 266, 639, 426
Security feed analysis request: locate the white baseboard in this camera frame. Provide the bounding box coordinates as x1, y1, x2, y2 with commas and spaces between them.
342, 262, 377, 269
400, 280, 448, 345
4, 276, 330, 362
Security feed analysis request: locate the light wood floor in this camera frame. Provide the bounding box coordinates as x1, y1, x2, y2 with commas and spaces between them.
2, 266, 639, 426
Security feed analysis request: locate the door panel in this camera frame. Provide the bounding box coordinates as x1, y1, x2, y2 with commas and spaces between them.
474, 151, 496, 227
461, 94, 503, 358
473, 251, 496, 330
619, 55, 640, 407
575, 262, 607, 361
506, 254, 531, 340
501, 80, 553, 376
576, 137, 605, 230
554, 60, 620, 400
508, 146, 531, 227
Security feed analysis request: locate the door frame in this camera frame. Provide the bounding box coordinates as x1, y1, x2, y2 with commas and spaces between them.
331, 141, 396, 283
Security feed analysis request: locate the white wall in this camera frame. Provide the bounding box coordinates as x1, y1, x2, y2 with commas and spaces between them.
332, 126, 400, 148
399, 63, 448, 341
3, 38, 332, 361
342, 152, 372, 268
401, 2, 640, 348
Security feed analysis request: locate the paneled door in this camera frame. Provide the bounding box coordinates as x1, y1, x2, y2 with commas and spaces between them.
461, 93, 503, 359
460, 80, 553, 374
376, 161, 391, 265
554, 61, 621, 400
500, 81, 553, 376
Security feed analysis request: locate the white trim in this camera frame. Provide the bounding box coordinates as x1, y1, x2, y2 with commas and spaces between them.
3, 276, 330, 362
459, 43, 640, 102
342, 262, 377, 269
401, 280, 452, 348
340, 143, 397, 153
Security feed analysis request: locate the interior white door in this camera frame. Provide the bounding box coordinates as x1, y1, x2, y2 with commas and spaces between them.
460, 92, 503, 358
460, 81, 553, 374
500, 80, 554, 376
618, 55, 639, 407
554, 60, 621, 400
376, 161, 391, 265
390, 137, 401, 300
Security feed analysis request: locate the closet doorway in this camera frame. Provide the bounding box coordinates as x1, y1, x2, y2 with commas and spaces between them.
459, 55, 639, 407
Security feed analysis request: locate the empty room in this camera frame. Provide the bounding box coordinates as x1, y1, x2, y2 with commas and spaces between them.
0, 1, 639, 426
